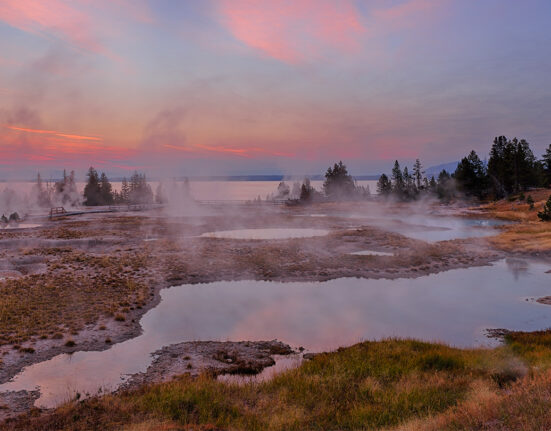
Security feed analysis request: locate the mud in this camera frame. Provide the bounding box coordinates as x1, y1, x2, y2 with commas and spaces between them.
122, 340, 293, 390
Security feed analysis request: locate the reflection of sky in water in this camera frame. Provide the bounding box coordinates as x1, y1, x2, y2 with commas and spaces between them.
2, 259, 551, 408
200, 228, 330, 240
350, 250, 394, 256
0, 224, 42, 230
339, 214, 510, 242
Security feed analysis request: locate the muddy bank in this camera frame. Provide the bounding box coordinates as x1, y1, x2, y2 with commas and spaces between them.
537, 297, 551, 305
122, 340, 293, 390
0, 389, 39, 421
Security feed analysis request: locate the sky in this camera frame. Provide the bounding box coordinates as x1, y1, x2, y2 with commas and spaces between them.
0, 0, 550, 179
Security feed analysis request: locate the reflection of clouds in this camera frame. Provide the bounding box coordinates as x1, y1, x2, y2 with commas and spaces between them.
506, 258, 529, 281
3, 260, 551, 409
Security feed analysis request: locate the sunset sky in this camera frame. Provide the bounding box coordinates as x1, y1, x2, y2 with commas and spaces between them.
1, 0, 550, 179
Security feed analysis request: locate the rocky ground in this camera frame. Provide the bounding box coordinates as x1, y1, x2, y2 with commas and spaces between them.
122, 340, 294, 390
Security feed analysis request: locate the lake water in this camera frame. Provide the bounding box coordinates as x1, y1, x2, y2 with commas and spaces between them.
2, 258, 551, 408
0, 180, 379, 203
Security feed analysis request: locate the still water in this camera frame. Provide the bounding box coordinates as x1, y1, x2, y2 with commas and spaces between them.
1, 259, 550, 408
200, 228, 331, 240
341, 214, 510, 242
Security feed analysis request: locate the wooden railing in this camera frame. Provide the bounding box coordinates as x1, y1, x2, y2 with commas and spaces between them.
49, 207, 66, 218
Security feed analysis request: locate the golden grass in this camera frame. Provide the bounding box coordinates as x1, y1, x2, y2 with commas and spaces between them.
0, 250, 151, 346
474, 189, 551, 252
7, 331, 551, 431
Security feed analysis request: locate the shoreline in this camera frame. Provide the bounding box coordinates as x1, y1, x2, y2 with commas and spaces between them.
0, 202, 549, 421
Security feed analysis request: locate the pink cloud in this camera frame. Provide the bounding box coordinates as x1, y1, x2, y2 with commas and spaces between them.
372, 0, 446, 29
1, 124, 133, 166
164, 142, 295, 159
0, 0, 153, 61
217, 0, 366, 63
5, 125, 103, 141
0, 0, 108, 56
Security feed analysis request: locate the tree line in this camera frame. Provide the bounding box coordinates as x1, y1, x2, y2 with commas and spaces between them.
83, 167, 154, 206
378, 137, 551, 201
269, 161, 370, 203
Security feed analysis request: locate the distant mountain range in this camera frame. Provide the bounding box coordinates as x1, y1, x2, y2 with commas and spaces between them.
424, 161, 460, 178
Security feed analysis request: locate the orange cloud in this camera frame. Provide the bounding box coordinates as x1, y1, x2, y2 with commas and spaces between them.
1, 124, 133, 167
5, 125, 103, 141
218, 0, 365, 63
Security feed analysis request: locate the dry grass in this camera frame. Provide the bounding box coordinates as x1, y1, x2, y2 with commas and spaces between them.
7, 331, 551, 431
475, 189, 551, 252
0, 251, 151, 346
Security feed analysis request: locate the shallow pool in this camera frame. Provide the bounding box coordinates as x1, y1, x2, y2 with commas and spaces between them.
349, 250, 394, 256
349, 215, 509, 242
200, 228, 331, 240
0, 223, 42, 230
2, 258, 550, 408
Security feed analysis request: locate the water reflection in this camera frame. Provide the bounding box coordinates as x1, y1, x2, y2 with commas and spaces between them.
1, 259, 551, 408
336, 214, 510, 242
200, 228, 331, 240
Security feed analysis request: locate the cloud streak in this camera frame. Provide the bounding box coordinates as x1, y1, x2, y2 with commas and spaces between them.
5, 125, 103, 141
217, 0, 366, 63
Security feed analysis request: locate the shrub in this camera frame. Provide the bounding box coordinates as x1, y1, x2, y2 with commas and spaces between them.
537, 195, 551, 221
527, 194, 535, 210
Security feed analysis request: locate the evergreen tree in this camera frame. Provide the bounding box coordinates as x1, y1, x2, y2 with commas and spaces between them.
128, 172, 153, 204
99, 173, 114, 205
488, 136, 538, 196
299, 178, 315, 202
83, 167, 101, 206
538, 195, 551, 221
436, 170, 455, 201
391, 160, 404, 195
323, 161, 356, 199
155, 182, 167, 204
376, 174, 392, 196
413, 159, 425, 190
429, 176, 437, 192
403, 166, 416, 199
454, 150, 488, 198
543, 144, 551, 187
121, 177, 130, 203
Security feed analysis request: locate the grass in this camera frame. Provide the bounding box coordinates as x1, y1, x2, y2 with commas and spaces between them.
0, 251, 151, 346
6, 331, 551, 431
476, 189, 551, 253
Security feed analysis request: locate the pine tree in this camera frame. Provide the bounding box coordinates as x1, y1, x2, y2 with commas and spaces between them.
538, 195, 551, 221
99, 173, 114, 205
377, 174, 392, 196
543, 144, 551, 187
300, 178, 315, 202
323, 161, 355, 199
413, 159, 425, 190
83, 167, 101, 206
121, 178, 129, 203
391, 160, 404, 195
454, 150, 488, 198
